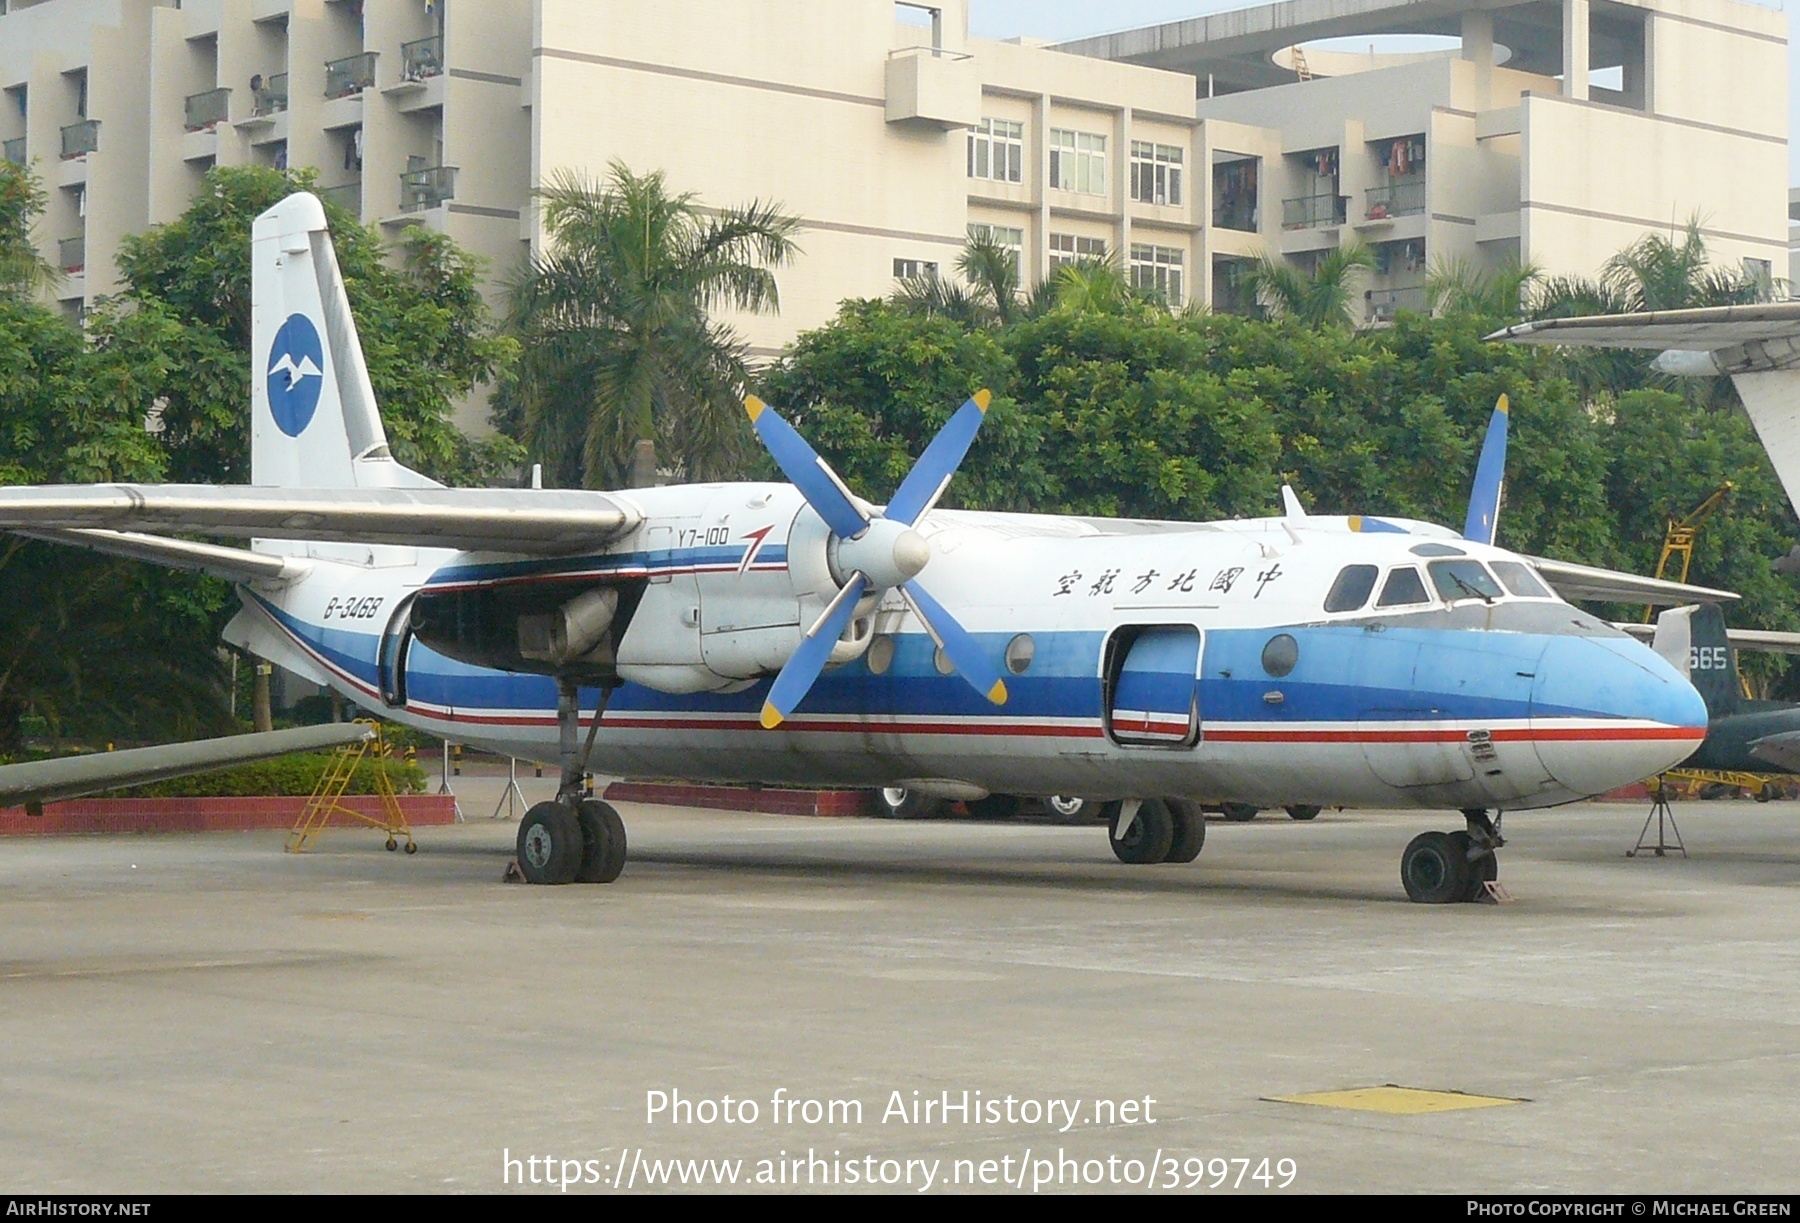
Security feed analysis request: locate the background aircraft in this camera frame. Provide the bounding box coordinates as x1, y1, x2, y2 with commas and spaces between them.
0, 194, 1716, 904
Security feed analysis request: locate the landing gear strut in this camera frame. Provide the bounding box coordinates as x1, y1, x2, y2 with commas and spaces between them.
514, 679, 627, 885
1400, 808, 1503, 904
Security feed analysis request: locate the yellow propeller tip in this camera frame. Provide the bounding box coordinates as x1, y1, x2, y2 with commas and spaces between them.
759, 702, 784, 729
1495, 393, 1510, 415
744, 395, 766, 422
973, 388, 992, 412
987, 679, 1008, 705
1348, 515, 1363, 532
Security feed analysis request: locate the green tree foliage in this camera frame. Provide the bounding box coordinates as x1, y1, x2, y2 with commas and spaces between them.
111, 164, 519, 486
496, 162, 800, 489
1240, 244, 1376, 329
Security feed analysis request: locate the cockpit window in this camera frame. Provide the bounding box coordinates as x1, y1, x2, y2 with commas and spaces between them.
1429, 559, 1504, 603
1324, 564, 1379, 612
1490, 560, 1553, 599
1375, 566, 1431, 607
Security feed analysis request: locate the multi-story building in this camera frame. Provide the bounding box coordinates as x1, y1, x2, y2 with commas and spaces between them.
0, 0, 1787, 434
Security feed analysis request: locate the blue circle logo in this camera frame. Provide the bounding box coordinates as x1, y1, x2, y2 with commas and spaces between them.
266, 314, 325, 438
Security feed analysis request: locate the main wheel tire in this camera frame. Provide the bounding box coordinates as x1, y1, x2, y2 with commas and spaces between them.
517, 801, 582, 885
574, 798, 628, 884
1164, 798, 1207, 863
1109, 799, 1175, 865
966, 794, 1023, 820
1401, 830, 1471, 904
1448, 830, 1497, 902
1044, 795, 1092, 824
874, 787, 945, 820
1220, 802, 1259, 822
1285, 804, 1323, 821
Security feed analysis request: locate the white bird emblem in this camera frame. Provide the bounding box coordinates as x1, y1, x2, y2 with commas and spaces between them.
268, 351, 323, 390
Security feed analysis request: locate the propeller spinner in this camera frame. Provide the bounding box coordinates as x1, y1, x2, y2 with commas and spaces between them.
744, 390, 1007, 729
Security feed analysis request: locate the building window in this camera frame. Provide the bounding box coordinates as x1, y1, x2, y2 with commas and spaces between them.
1048, 232, 1107, 268
894, 257, 938, 280
967, 118, 1023, 184
1130, 141, 1183, 207
1049, 128, 1106, 196
1129, 242, 1184, 306
967, 224, 1023, 273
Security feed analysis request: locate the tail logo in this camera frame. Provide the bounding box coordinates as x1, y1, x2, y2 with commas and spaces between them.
266, 314, 326, 438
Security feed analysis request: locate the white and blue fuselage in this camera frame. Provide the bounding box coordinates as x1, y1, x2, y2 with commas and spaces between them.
231, 482, 1706, 813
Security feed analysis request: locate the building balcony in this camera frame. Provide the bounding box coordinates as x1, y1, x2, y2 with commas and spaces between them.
60, 119, 99, 159
325, 51, 377, 100
1281, 192, 1344, 230
253, 73, 289, 118
884, 46, 978, 129
400, 34, 444, 83
1365, 178, 1426, 221
400, 165, 455, 212
1366, 285, 1428, 324
319, 181, 361, 213
3, 137, 24, 166
58, 235, 84, 275
184, 87, 231, 132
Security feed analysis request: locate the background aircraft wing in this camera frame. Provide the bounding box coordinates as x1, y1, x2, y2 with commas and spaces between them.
1529, 556, 1738, 606
0, 723, 371, 809
1488, 303, 1800, 352
1750, 731, 1800, 773
1615, 619, 1800, 655
0, 485, 643, 555
16, 528, 314, 585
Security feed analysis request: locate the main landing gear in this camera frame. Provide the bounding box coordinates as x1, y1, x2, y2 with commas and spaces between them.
1401, 808, 1503, 904
514, 680, 628, 886
1105, 798, 1206, 866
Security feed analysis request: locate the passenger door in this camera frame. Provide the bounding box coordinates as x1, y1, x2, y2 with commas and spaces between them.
1106, 626, 1203, 747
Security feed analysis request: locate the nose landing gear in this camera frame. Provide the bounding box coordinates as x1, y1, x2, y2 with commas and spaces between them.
512, 679, 628, 885
1401, 808, 1503, 904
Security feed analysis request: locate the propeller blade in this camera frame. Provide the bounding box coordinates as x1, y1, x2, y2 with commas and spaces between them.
1346, 515, 1408, 534
883, 390, 991, 526
760, 573, 869, 729
1462, 394, 1510, 545
745, 396, 869, 539
900, 579, 1008, 706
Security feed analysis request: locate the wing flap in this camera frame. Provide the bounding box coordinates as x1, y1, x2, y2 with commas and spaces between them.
16, 528, 313, 584
0, 485, 642, 555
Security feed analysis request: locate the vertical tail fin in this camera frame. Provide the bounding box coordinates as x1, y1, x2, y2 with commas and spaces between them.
1659, 602, 1741, 717
250, 193, 438, 491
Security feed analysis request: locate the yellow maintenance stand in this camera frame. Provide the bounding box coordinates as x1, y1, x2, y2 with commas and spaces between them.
286, 719, 416, 854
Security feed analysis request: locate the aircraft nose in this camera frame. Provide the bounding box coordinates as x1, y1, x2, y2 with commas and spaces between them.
1530, 635, 1707, 796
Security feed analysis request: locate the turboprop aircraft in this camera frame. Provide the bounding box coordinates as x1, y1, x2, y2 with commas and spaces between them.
0, 193, 1718, 903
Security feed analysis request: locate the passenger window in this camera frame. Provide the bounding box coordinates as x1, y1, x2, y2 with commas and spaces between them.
1375, 566, 1430, 607
1428, 559, 1503, 603
1491, 560, 1552, 598
1324, 564, 1379, 612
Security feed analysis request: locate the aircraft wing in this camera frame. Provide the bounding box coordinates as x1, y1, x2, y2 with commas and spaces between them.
0, 485, 643, 555
0, 723, 371, 809
1529, 556, 1738, 606
1750, 731, 1800, 773
1615, 620, 1800, 655
16, 528, 314, 585
1489, 303, 1800, 353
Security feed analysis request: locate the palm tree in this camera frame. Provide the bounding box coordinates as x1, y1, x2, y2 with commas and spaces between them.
0, 160, 58, 300
1531, 217, 1773, 319
1241, 243, 1376, 328
502, 162, 800, 488
1425, 255, 1540, 321
1049, 255, 1134, 315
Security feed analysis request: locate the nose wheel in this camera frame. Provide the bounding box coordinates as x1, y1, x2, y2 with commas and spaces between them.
1401, 809, 1503, 904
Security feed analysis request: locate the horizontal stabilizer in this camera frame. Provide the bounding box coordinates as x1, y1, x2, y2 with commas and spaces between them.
1750, 731, 1800, 773
0, 723, 371, 809
0, 485, 643, 555
17, 528, 312, 584
1530, 556, 1737, 606
1615, 619, 1800, 656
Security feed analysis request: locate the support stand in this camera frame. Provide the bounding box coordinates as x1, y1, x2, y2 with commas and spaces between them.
1629, 776, 1687, 858
438, 740, 465, 823
489, 756, 527, 821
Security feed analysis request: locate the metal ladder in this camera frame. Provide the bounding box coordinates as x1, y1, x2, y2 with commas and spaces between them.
286, 719, 416, 854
